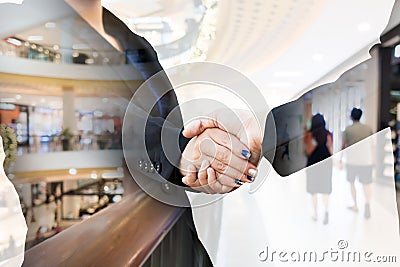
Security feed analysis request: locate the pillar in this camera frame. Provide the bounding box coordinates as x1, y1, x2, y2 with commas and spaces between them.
364, 47, 379, 133
62, 86, 76, 132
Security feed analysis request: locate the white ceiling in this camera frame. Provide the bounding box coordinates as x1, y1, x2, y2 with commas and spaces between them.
0, 0, 398, 110
102, 0, 187, 18
201, 0, 396, 108
101, 0, 398, 108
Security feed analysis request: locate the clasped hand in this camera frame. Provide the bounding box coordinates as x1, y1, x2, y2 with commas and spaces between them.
179, 109, 263, 194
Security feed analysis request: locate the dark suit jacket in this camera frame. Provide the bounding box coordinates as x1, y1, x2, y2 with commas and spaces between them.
102, 8, 191, 197
103, 7, 338, 186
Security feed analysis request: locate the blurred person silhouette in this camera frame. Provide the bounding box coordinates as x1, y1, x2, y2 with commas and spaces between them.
342, 108, 373, 219
303, 114, 333, 224
281, 123, 290, 160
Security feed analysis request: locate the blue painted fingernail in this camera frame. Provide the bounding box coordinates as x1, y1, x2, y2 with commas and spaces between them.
241, 150, 251, 159
235, 179, 243, 185
246, 175, 254, 182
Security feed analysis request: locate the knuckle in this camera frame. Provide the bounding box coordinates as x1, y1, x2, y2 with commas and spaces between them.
220, 136, 231, 149
199, 175, 207, 185
214, 172, 223, 182
214, 160, 226, 173
215, 147, 229, 164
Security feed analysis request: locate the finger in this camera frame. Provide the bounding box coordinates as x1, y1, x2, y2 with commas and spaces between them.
182, 164, 214, 193
183, 118, 219, 138
198, 160, 210, 186
182, 164, 200, 187
207, 168, 233, 194
215, 172, 245, 188
206, 128, 251, 160
198, 161, 216, 194
201, 143, 258, 182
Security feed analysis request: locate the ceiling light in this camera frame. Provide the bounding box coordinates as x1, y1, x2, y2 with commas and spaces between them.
27, 35, 43, 41
85, 58, 94, 64
45, 22, 56, 28
69, 168, 77, 175
395, 44, 400, 58
30, 44, 37, 49
38, 47, 43, 52
72, 44, 90, 50
15, 94, 21, 100
0, 98, 16, 103
53, 44, 59, 50
94, 110, 103, 117
0, 103, 16, 110
24, 41, 29, 47
357, 22, 371, 32
0, 0, 24, 3
312, 53, 324, 62
90, 173, 98, 179
40, 98, 45, 103
72, 52, 79, 58
102, 171, 124, 179
6, 37, 22, 46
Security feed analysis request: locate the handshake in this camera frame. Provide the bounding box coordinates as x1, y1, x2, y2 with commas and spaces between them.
178, 109, 264, 194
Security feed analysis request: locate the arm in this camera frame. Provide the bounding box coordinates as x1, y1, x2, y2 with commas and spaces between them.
104, 8, 255, 190
327, 132, 333, 155
303, 131, 315, 156
103, 7, 186, 183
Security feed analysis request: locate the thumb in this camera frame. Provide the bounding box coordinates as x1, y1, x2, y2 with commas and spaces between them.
182, 118, 218, 138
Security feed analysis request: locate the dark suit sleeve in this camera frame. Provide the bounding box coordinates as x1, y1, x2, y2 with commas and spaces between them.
262, 98, 306, 177
102, 8, 188, 185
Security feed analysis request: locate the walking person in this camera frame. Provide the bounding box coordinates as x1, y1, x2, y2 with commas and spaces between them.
342, 108, 373, 219
304, 114, 333, 225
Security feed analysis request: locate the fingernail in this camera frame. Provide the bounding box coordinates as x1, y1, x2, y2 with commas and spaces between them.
234, 179, 243, 185
246, 175, 254, 182
248, 168, 258, 177
241, 150, 251, 159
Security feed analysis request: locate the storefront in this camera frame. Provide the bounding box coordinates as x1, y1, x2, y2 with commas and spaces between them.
378, 24, 400, 185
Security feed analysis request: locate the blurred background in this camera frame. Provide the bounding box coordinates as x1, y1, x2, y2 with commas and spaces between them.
0, 0, 399, 265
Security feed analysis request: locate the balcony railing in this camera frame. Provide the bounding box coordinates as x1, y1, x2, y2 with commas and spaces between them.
22, 177, 209, 266
1, 21, 200, 67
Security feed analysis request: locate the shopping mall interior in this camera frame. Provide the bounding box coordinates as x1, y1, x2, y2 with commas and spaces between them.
0, 0, 400, 266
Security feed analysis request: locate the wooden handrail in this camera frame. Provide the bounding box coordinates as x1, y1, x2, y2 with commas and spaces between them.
23, 182, 185, 267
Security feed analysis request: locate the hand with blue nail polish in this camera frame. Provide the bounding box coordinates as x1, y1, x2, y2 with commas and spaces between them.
183, 109, 263, 167
180, 127, 258, 193
182, 160, 238, 194
241, 149, 251, 159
